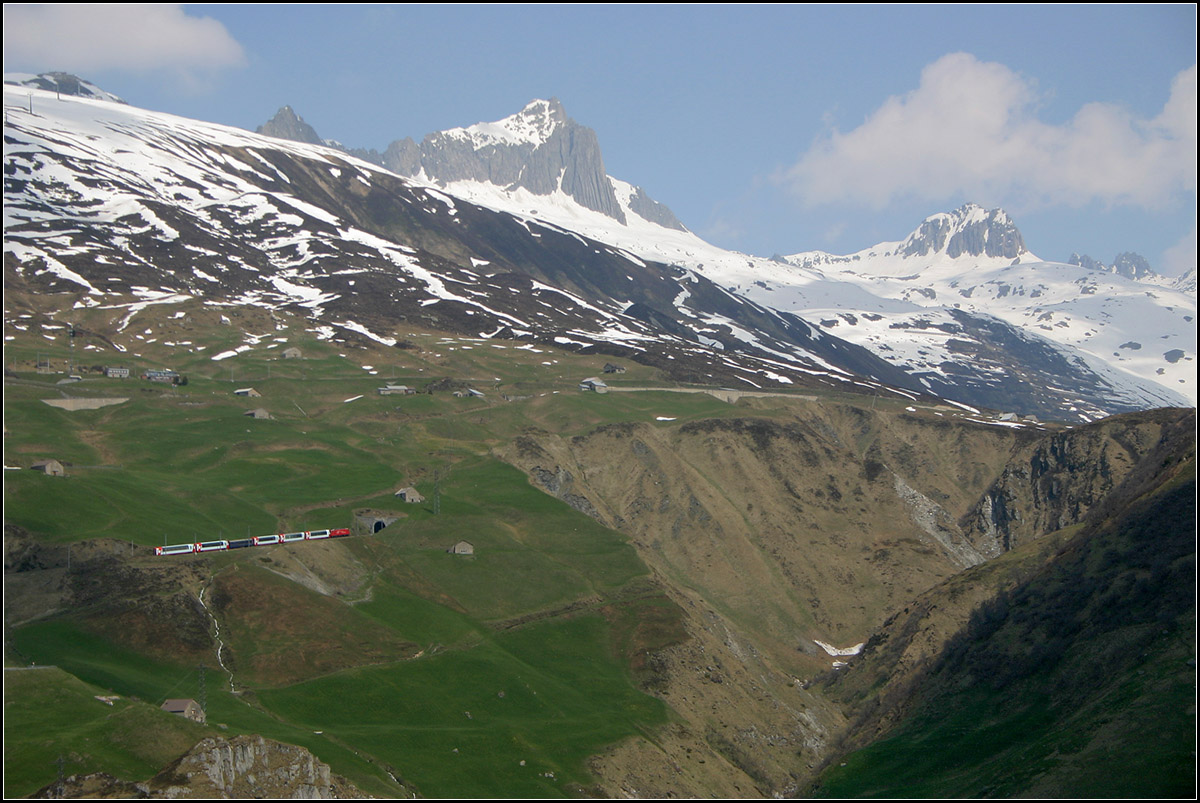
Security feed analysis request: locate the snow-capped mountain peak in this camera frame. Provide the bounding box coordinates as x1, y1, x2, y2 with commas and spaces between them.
443, 98, 567, 148
254, 97, 689, 236
782, 203, 1040, 279
897, 203, 1030, 261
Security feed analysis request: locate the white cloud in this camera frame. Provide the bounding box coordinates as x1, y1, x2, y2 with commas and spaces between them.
3, 4, 245, 75
786, 53, 1197, 212
1162, 224, 1197, 277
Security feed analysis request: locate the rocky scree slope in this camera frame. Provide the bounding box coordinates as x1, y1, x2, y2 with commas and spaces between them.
501, 405, 1195, 794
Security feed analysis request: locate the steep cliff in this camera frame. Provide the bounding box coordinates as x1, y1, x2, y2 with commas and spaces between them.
962, 407, 1195, 556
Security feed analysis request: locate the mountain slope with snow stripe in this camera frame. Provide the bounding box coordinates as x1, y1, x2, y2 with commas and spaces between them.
6, 86, 1192, 420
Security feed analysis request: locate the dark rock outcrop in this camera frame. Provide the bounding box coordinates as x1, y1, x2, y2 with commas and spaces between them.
1068, 251, 1156, 280
4, 71, 126, 103
962, 407, 1195, 556
256, 106, 324, 146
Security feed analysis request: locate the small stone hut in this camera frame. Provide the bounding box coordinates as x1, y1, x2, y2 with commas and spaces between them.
244, 408, 272, 420
448, 540, 474, 556
31, 459, 65, 477
234, 388, 261, 398
395, 486, 424, 504
160, 698, 206, 724
579, 377, 608, 393
282, 347, 302, 359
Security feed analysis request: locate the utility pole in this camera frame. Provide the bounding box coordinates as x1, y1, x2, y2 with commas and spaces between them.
198, 664, 207, 715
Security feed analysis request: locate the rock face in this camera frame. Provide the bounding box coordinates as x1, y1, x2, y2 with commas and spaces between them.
627, 185, 687, 231
1111, 251, 1155, 280
899, 203, 1027, 260
3, 71, 126, 103
256, 106, 325, 146
255, 97, 683, 229
962, 408, 1194, 557
33, 736, 373, 799
1068, 252, 1105, 272
152, 735, 365, 799
1068, 251, 1156, 280
390, 98, 627, 222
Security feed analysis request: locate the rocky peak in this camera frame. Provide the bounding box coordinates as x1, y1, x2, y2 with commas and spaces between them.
1068, 252, 1105, 272
1068, 251, 1156, 280
445, 97, 568, 147
1111, 252, 1155, 280
3, 71, 126, 104
256, 106, 324, 146
899, 203, 1028, 260
1173, 267, 1196, 294
387, 97, 627, 223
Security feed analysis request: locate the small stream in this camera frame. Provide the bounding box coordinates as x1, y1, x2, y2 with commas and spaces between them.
198, 584, 236, 693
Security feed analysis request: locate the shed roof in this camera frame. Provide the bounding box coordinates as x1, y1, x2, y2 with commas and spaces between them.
160, 698, 199, 714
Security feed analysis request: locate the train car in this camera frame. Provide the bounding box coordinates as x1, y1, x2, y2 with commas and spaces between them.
156, 525, 358, 555
195, 540, 230, 553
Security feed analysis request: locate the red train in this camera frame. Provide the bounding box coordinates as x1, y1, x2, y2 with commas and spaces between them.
154, 528, 351, 556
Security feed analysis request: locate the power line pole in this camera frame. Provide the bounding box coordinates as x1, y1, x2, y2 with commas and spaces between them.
433, 470, 441, 516
197, 664, 207, 715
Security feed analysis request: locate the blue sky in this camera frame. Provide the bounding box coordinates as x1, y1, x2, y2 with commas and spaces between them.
5, 4, 1196, 274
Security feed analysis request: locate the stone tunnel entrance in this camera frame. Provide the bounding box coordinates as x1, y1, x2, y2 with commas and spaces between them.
353, 510, 400, 535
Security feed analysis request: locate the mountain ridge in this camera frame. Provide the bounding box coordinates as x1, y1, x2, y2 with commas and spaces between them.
4, 83, 1195, 420
258, 97, 688, 233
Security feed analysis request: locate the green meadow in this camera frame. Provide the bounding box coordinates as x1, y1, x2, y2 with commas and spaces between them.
3, 325, 723, 797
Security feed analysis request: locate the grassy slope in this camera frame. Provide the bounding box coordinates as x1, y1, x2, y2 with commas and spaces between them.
10, 310, 1190, 797
811, 463, 1197, 798
4, 320, 716, 797
3, 667, 212, 798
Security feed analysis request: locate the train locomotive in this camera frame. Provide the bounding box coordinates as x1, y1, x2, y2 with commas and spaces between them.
154, 528, 352, 556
